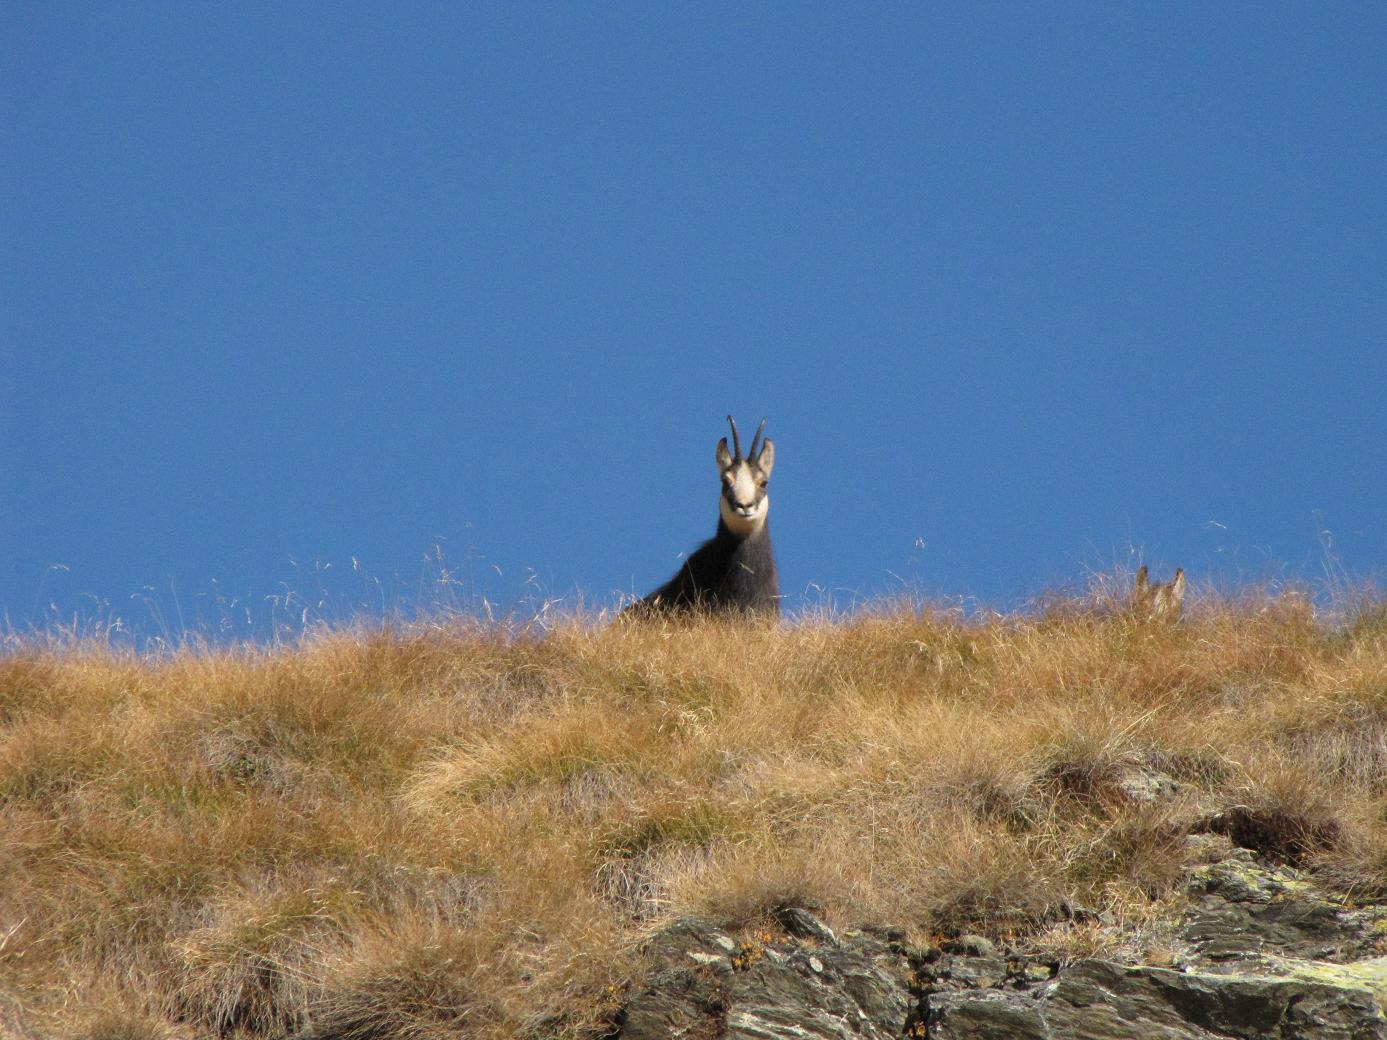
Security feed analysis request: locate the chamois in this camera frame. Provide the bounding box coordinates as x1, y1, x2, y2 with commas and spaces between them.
1132, 565, 1186, 620
625, 416, 780, 618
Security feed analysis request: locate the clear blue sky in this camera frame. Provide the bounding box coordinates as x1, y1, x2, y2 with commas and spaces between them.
4, 4, 1385, 635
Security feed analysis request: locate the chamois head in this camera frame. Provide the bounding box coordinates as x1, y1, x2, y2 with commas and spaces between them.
715, 415, 775, 537
1133, 565, 1186, 620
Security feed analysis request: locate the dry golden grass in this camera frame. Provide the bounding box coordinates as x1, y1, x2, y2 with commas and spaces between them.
4, 590, 1387, 1037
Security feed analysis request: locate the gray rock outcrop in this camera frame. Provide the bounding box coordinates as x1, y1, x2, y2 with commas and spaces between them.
620, 917, 915, 1040
618, 859, 1387, 1039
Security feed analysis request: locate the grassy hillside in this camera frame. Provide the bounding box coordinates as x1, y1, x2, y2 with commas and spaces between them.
3, 589, 1387, 1038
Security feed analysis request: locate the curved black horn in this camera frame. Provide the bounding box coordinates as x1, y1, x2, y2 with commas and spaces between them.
726, 415, 742, 460
749, 417, 767, 459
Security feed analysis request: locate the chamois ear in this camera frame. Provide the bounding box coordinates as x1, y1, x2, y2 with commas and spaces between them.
1134, 565, 1149, 591
716, 437, 734, 470
756, 437, 775, 478
1172, 568, 1187, 602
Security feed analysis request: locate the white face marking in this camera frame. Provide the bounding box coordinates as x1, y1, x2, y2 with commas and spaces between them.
720, 492, 768, 535
729, 464, 757, 506
719, 458, 769, 534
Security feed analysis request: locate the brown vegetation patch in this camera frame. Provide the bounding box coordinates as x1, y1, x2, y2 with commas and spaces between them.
4, 594, 1387, 1035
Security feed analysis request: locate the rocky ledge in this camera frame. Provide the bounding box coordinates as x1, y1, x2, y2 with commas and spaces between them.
618, 856, 1387, 1039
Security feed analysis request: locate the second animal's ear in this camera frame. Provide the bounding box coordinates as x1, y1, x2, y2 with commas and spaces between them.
756, 438, 775, 478
1134, 565, 1149, 590
1172, 568, 1187, 601
716, 437, 734, 470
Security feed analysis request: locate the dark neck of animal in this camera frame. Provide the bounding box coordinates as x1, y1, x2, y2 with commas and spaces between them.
631, 503, 780, 617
